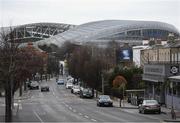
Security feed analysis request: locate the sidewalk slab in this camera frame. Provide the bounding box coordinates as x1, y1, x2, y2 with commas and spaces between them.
14, 90, 30, 100
112, 99, 138, 109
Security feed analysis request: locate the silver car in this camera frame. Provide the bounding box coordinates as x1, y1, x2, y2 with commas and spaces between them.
139, 99, 161, 114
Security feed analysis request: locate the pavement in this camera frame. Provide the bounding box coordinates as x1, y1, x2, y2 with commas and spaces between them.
111, 97, 180, 122
0, 88, 30, 122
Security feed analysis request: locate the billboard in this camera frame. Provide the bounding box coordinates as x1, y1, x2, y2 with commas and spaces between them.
118, 48, 133, 61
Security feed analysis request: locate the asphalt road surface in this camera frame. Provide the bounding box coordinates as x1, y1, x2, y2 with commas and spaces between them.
12, 76, 169, 122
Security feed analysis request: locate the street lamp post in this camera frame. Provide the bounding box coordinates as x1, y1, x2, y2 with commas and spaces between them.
170, 82, 176, 119
170, 82, 173, 109
101, 73, 104, 94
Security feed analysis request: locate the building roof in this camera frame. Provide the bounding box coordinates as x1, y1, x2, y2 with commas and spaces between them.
36, 20, 180, 47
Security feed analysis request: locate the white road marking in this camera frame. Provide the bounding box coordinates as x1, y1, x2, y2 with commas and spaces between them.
69, 107, 72, 110
84, 115, 89, 119
91, 119, 97, 122
33, 111, 44, 123
14, 103, 18, 106
78, 113, 82, 116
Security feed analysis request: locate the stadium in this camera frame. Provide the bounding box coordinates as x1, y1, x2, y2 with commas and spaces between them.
1, 20, 180, 46
36, 20, 180, 47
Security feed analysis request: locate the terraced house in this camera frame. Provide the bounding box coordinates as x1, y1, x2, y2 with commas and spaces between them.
141, 40, 180, 110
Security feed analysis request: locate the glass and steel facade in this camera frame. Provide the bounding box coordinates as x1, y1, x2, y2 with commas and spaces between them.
37, 20, 180, 46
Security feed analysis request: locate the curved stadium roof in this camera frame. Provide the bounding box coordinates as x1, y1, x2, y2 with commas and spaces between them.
36, 20, 180, 46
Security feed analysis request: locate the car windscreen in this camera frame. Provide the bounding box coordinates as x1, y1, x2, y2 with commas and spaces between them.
83, 89, 91, 93
145, 100, 158, 105
74, 86, 79, 89
100, 96, 110, 100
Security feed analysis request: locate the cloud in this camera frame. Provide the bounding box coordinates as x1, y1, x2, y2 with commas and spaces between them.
0, 0, 180, 30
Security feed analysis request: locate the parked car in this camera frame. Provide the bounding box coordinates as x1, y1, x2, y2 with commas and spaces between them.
80, 88, 93, 98
139, 99, 161, 114
27, 81, 32, 88
97, 95, 113, 107
57, 79, 64, 85
41, 85, 50, 92
66, 82, 73, 89
71, 85, 80, 94
29, 81, 39, 90
66, 76, 73, 82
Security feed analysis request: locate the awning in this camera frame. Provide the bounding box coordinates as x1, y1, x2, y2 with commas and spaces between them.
168, 75, 180, 82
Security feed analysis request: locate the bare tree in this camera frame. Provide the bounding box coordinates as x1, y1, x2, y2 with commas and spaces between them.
0, 28, 21, 122
67, 45, 105, 94
0, 28, 44, 122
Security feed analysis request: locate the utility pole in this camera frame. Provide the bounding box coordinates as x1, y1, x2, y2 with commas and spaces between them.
101, 73, 104, 94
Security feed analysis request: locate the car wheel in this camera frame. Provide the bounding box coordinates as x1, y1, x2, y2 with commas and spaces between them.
158, 110, 161, 114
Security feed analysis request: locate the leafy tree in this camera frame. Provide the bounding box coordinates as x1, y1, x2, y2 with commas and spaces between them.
108, 66, 143, 94
113, 75, 127, 88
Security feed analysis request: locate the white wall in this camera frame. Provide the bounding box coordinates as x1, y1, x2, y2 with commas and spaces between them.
166, 94, 180, 110
133, 46, 148, 67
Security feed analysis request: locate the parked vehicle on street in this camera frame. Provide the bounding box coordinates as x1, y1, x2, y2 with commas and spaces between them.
80, 88, 93, 98
66, 82, 73, 89
71, 85, 80, 94
66, 76, 73, 82
29, 81, 39, 90
57, 79, 64, 85
41, 85, 50, 92
139, 99, 161, 114
97, 95, 113, 107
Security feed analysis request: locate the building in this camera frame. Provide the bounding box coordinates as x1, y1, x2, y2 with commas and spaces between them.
36, 20, 180, 47
133, 45, 149, 67
141, 41, 180, 110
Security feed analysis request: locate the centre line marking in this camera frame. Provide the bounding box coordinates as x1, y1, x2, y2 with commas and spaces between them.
91, 119, 97, 122
33, 111, 44, 123
84, 115, 89, 119
78, 113, 82, 115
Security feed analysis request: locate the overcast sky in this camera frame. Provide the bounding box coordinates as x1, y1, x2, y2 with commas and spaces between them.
0, 0, 180, 31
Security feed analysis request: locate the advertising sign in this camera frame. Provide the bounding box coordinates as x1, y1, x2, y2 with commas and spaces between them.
170, 66, 179, 75
119, 49, 133, 61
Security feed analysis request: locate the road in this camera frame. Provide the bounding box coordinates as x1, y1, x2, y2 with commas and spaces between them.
11, 76, 169, 122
